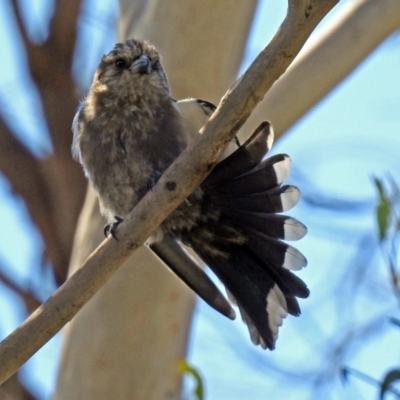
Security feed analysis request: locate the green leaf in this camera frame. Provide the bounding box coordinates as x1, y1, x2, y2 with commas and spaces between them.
377, 202, 391, 241
179, 359, 204, 400
380, 369, 400, 399
374, 177, 391, 241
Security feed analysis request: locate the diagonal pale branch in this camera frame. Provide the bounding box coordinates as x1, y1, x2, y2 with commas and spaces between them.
242, 0, 400, 139
0, 0, 339, 385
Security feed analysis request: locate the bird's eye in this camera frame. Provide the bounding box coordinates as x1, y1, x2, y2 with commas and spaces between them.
115, 59, 126, 69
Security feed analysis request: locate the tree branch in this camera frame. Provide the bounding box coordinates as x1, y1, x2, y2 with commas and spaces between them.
38, 0, 82, 156
0, 268, 41, 313
1, 373, 37, 400
10, 0, 82, 154
48, 0, 81, 68
7, 0, 87, 282
9, 0, 33, 53
241, 0, 400, 139
0, 0, 339, 385
0, 118, 68, 280
32, 0, 88, 282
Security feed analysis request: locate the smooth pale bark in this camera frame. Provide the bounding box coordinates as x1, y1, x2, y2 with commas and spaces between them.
241, 0, 400, 139
54, 2, 256, 400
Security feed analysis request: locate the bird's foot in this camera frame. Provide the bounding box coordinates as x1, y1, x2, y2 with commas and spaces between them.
147, 171, 162, 191
104, 216, 124, 240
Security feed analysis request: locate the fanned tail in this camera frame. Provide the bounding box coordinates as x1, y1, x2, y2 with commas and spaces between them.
189, 121, 309, 349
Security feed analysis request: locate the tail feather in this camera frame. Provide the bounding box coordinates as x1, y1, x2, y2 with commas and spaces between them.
155, 103, 306, 349
182, 119, 308, 349
222, 211, 307, 241
193, 244, 280, 350
202, 121, 273, 189
244, 229, 308, 272
243, 235, 309, 310
204, 154, 291, 196
207, 184, 300, 213
199, 120, 308, 349
150, 238, 236, 320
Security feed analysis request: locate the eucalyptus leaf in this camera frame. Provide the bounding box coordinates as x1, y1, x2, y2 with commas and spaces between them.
179, 359, 204, 400
374, 177, 391, 241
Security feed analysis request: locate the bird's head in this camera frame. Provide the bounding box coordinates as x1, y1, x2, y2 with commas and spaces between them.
92, 39, 170, 100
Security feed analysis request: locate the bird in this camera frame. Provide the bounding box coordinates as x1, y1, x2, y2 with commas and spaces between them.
72, 38, 309, 350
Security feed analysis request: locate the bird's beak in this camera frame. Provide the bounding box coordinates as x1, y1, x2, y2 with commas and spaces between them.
129, 55, 152, 74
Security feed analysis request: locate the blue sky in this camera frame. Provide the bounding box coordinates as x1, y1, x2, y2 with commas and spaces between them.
0, 1, 400, 399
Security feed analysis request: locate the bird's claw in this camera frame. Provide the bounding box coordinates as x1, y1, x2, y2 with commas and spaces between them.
147, 171, 162, 191
104, 216, 124, 240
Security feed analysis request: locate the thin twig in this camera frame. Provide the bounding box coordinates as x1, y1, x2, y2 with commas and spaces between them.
0, 117, 68, 282
9, 0, 32, 52
0, 269, 41, 313
343, 367, 400, 398
0, 0, 339, 385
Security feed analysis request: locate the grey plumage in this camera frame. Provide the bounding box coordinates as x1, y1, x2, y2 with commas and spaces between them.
73, 38, 309, 350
